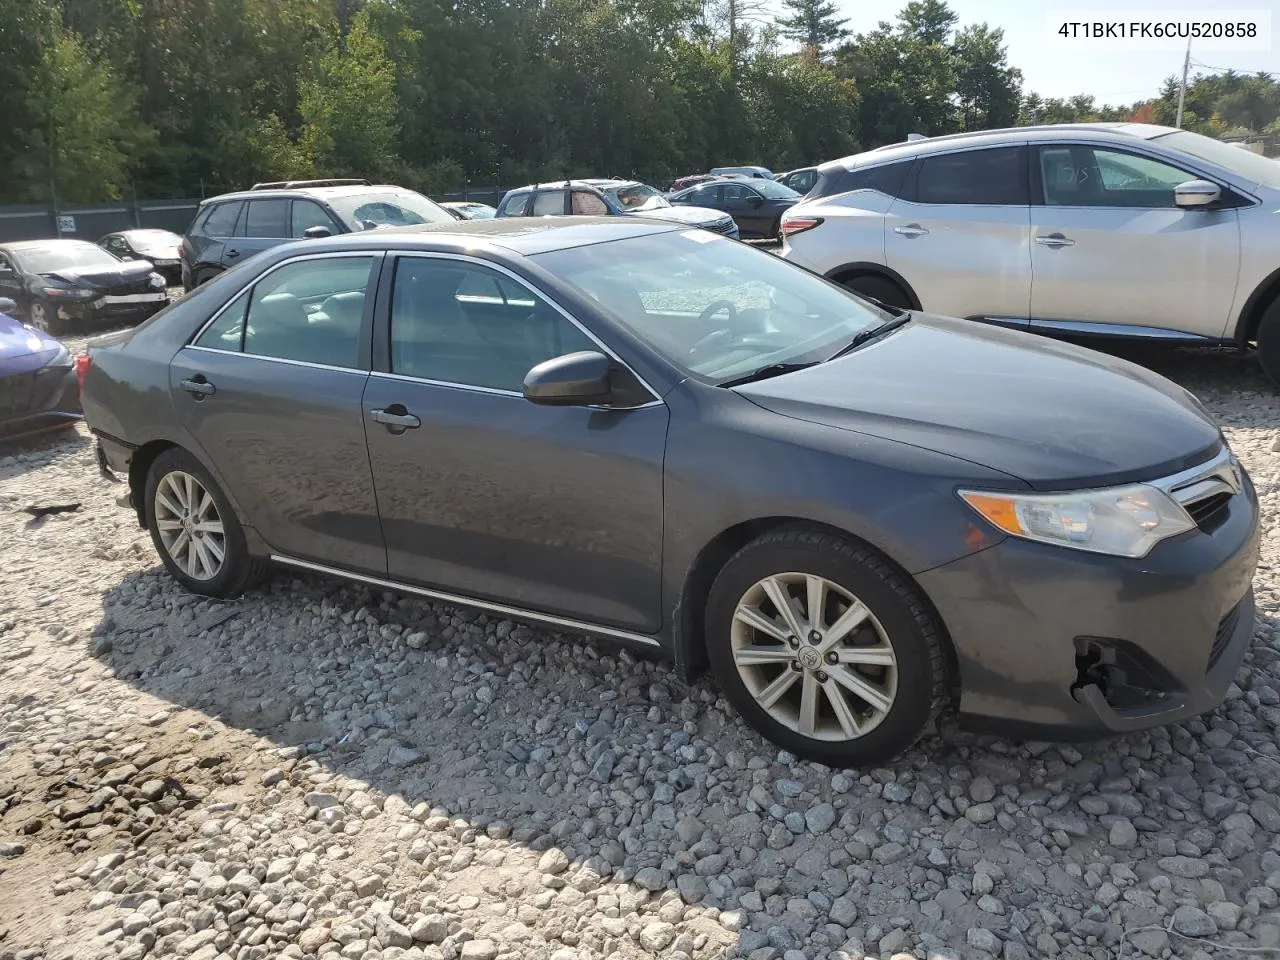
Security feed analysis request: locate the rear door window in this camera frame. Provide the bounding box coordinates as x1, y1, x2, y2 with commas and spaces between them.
197, 201, 244, 239
571, 191, 609, 215
913, 147, 1028, 205
242, 199, 290, 238
531, 190, 568, 216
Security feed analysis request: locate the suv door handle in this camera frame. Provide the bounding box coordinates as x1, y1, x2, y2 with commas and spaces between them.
370, 406, 421, 431
180, 376, 215, 397
1035, 233, 1075, 247
894, 224, 929, 237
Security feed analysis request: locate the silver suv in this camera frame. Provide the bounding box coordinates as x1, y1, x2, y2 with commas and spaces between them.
780, 124, 1280, 381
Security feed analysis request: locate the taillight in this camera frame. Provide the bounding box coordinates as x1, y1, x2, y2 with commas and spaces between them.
780, 216, 823, 238
75, 353, 91, 391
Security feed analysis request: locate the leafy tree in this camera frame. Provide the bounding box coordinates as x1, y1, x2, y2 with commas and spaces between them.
296, 8, 400, 179
14, 21, 151, 202
897, 0, 957, 44
952, 23, 1021, 130
775, 0, 848, 54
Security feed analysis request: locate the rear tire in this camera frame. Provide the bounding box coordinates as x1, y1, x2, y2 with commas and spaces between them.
1257, 296, 1280, 386
705, 526, 948, 767
843, 274, 913, 311
145, 448, 269, 598
26, 299, 65, 335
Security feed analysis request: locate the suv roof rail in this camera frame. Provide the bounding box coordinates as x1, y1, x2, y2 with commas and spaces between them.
250, 178, 373, 190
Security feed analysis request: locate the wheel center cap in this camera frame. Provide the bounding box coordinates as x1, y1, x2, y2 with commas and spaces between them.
798, 646, 822, 670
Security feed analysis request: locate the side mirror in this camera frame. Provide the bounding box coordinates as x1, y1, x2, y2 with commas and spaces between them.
303, 225, 333, 239
0, 298, 15, 314
748, 195, 764, 207
523, 351, 613, 406
1174, 179, 1221, 209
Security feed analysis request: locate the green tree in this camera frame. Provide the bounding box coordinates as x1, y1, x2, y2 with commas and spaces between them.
952, 23, 1021, 130
897, 0, 957, 44
775, 0, 849, 53
296, 8, 400, 179
15, 22, 151, 202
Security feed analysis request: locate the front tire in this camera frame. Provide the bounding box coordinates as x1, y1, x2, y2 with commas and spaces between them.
1256, 296, 1280, 386
27, 300, 64, 335
145, 448, 268, 597
705, 527, 948, 767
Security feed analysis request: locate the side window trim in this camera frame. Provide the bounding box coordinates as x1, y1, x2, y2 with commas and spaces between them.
185, 251, 385, 375
1031, 141, 1223, 209
373, 251, 661, 404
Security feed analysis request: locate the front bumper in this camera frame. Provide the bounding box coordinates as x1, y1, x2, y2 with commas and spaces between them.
918, 471, 1261, 740
54, 292, 169, 325
0, 366, 81, 441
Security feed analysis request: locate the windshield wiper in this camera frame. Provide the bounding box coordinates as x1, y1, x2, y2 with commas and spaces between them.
718, 361, 818, 388
826, 314, 911, 361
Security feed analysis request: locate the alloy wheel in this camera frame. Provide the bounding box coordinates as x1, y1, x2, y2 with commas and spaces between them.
730, 572, 898, 741
154, 471, 226, 581
28, 302, 50, 332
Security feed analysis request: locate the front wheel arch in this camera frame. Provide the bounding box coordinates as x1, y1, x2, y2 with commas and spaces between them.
674, 518, 958, 692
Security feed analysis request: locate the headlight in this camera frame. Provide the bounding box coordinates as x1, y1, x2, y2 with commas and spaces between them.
44, 286, 95, 299
148, 273, 166, 289
958, 484, 1195, 558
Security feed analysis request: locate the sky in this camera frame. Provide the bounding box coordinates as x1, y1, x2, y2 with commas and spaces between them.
828, 0, 1279, 104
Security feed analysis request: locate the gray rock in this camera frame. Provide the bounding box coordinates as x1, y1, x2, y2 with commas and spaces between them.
376, 915, 413, 949
966, 803, 996, 824
638, 922, 676, 952
1109, 819, 1138, 850
634, 867, 665, 892
830, 896, 858, 927
1171, 905, 1218, 938
410, 916, 447, 944
777, 779, 804, 798
805, 803, 836, 834
1158, 855, 1208, 879
969, 777, 996, 803
967, 928, 1000, 952
882, 782, 911, 803
459, 941, 498, 960
538, 848, 570, 875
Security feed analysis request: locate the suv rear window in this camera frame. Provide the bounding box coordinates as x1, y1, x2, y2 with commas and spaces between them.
195, 201, 244, 238
810, 161, 913, 201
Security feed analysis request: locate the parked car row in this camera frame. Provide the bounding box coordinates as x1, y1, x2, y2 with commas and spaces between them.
494, 179, 741, 239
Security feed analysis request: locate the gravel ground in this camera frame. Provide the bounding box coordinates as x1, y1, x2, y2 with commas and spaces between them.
2, 341, 1280, 960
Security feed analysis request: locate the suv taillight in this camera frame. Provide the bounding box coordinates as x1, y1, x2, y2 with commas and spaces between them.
75, 353, 91, 391
780, 216, 823, 238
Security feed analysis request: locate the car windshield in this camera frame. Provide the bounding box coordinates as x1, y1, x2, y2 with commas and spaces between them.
607, 184, 671, 212
15, 243, 120, 273
328, 190, 454, 229
533, 229, 890, 383
1154, 130, 1280, 190
752, 180, 802, 199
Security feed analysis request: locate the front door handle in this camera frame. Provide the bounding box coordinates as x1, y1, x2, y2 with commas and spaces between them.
894, 224, 929, 237
370, 406, 421, 432
1035, 233, 1075, 247
180, 377, 215, 397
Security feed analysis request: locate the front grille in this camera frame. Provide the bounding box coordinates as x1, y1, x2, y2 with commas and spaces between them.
1210, 601, 1242, 668
1160, 449, 1243, 534
0, 371, 40, 417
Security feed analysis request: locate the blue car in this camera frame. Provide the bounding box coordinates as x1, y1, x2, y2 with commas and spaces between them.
0, 296, 83, 441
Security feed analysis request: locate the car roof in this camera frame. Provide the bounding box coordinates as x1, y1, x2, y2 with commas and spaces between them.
200, 184, 422, 205
505, 179, 639, 193
820, 122, 1181, 172
262, 216, 682, 258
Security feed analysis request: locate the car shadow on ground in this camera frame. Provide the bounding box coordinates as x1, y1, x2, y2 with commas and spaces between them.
83, 541, 1280, 958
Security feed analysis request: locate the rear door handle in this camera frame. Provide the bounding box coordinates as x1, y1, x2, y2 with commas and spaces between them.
1035, 233, 1075, 247
180, 377, 215, 397
370, 407, 421, 431
894, 224, 929, 237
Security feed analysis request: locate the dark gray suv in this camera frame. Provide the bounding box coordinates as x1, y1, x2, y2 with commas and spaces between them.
83, 218, 1259, 766
180, 179, 453, 291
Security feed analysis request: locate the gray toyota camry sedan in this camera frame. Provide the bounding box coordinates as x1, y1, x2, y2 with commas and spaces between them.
82, 217, 1260, 766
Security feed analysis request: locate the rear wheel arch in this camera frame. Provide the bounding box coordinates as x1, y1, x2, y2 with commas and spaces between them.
825, 263, 921, 311
128, 440, 179, 527
1236, 266, 1280, 347
674, 517, 958, 693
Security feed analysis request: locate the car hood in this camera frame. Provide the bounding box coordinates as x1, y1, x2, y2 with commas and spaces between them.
42, 260, 155, 288
136, 246, 180, 260
734, 314, 1222, 490
628, 205, 730, 227
0, 310, 60, 366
